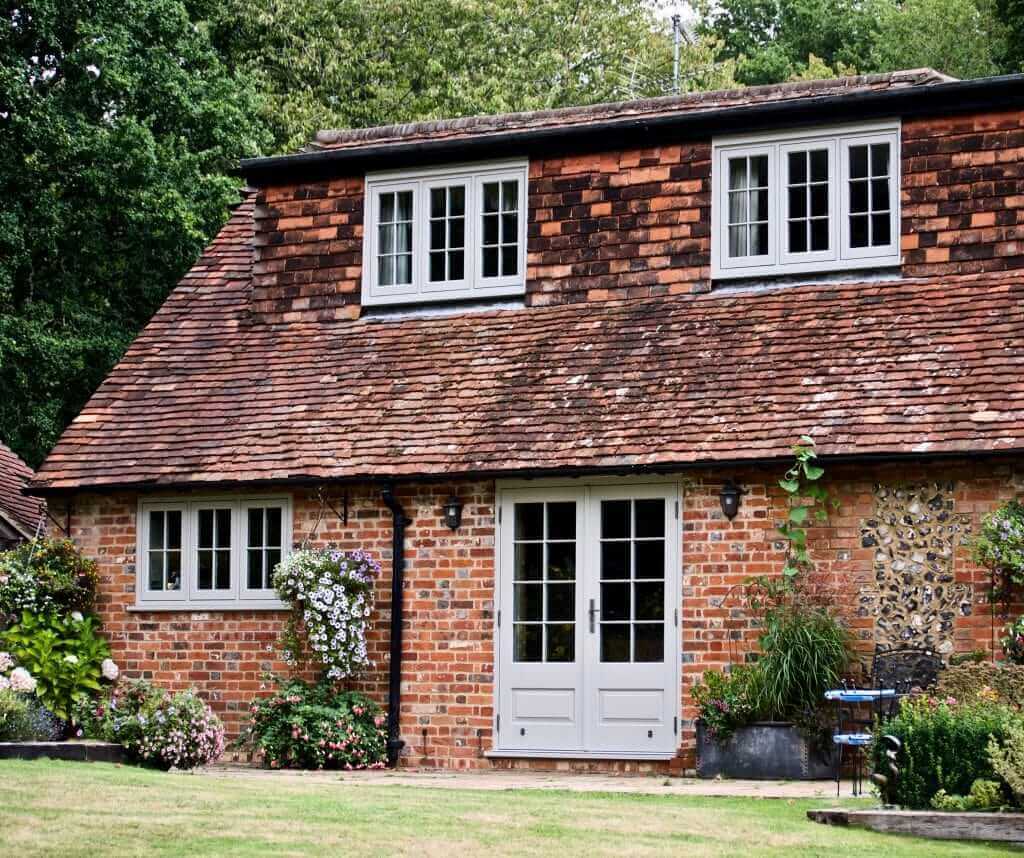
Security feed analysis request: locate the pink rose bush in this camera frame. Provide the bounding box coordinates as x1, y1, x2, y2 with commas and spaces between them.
237, 677, 386, 770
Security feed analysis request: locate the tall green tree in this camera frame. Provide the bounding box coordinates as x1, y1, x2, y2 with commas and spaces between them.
0, 1, 269, 467
206, 0, 734, 152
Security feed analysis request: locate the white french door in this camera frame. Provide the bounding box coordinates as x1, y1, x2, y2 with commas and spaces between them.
495, 483, 679, 758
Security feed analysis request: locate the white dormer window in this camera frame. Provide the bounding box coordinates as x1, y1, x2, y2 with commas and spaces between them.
362, 160, 527, 306
712, 123, 900, 279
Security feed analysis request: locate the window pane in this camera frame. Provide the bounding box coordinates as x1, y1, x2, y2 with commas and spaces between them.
546, 623, 574, 662
430, 219, 445, 250
215, 550, 231, 589
850, 214, 869, 248
501, 245, 518, 276
728, 190, 747, 226
634, 624, 664, 662
501, 213, 517, 243
750, 155, 768, 187
149, 511, 164, 551
430, 187, 446, 219
166, 551, 181, 590
514, 583, 543, 621
601, 541, 629, 580
395, 253, 412, 285
872, 213, 891, 246
396, 222, 412, 254
379, 222, 394, 253
810, 149, 828, 182
634, 500, 664, 538
601, 500, 630, 539
216, 509, 231, 548
546, 583, 574, 621
482, 246, 499, 278
501, 180, 518, 212
449, 251, 464, 280
167, 511, 181, 550
601, 582, 630, 621
810, 184, 828, 218
728, 157, 747, 191
482, 214, 499, 246
198, 509, 213, 549
547, 502, 575, 540
871, 179, 889, 212
729, 225, 747, 257
148, 551, 164, 590
450, 185, 465, 216
379, 192, 394, 223
601, 624, 630, 662
248, 508, 262, 548
547, 542, 575, 581
751, 189, 769, 222
515, 624, 542, 662
396, 190, 413, 221
870, 143, 890, 176
449, 218, 464, 248
266, 508, 282, 547
787, 151, 806, 185
378, 255, 394, 287
198, 551, 213, 590
849, 180, 868, 214
751, 223, 769, 255
483, 182, 499, 213
514, 543, 542, 581
514, 503, 543, 540
850, 145, 868, 179
635, 582, 665, 620
810, 218, 829, 251
789, 220, 806, 253
248, 549, 262, 590
634, 540, 664, 580
789, 186, 806, 219
430, 252, 445, 282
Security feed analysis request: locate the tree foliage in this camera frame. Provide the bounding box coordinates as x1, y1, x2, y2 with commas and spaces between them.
0, 0, 268, 467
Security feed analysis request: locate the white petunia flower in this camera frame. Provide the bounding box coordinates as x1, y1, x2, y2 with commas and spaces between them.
101, 658, 119, 681
71, 611, 84, 622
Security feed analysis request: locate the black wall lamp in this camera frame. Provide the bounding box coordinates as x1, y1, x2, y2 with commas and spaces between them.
443, 495, 464, 530
719, 480, 747, 521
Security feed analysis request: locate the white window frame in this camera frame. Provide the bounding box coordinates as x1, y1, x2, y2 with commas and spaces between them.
135, 495, 292, 611
712, 121, 901, 280
362, 160, 528, 306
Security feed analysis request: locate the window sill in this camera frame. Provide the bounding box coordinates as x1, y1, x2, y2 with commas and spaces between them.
128, 600, 288, 613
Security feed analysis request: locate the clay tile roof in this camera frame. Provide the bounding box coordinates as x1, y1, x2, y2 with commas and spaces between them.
0, 441, 45, 535
309, 69, 953, 152
29, 195, 1024, 494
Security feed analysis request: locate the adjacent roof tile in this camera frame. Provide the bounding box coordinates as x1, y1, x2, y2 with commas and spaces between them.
30, 195, 1024, 493
0, 442, 45, 534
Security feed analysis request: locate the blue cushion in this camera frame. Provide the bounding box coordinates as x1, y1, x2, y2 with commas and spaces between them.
833, 733, 872, 746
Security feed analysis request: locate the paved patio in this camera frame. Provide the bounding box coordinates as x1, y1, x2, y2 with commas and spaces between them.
204, 764, 858, 799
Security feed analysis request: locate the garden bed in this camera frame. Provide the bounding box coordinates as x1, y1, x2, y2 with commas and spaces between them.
0, 739, 124, 764
808, 807, 1024, 843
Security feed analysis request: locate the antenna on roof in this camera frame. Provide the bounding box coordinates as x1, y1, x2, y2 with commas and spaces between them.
672, 14, 681, 95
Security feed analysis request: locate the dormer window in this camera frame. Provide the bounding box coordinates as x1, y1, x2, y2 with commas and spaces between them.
362, 161, 527, 306
712, 123, 900, 279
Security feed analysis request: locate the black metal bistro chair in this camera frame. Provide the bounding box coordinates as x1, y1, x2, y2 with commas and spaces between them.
828, 647, 943, 796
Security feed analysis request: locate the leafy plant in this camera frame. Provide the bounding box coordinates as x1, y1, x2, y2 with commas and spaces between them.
78, 679, 224, 770
937, 662, 1024, 709
931, 778, 1005, 811
1002, 615, 1024, 665
0, 611, 111, 721
988, 720, 1024, 807
871, 695, 1022, 809
776, 436, 837, 580
692, 666, 762, 742
236, 676, 386, 770
972, 498, 1024, 590
0, 689, 34, 741
0, 538, 98, 618
273, 549, 380, 680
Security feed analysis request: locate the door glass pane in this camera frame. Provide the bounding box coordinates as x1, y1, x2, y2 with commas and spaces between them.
634, 582, 665, 620
634, 540, 664, 579
634, 500, 664, 538
512, 500, 576, 663
601, 624, 630, 663
601, 541, 629, 579
634, 624, 664, 663
601, 582, 630, 621
601, 500, 629, 539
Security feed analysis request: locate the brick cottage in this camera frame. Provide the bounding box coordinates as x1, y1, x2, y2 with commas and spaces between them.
28, 69, 1024, 771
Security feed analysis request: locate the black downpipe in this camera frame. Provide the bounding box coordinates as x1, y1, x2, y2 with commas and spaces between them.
382, 483, 411, 768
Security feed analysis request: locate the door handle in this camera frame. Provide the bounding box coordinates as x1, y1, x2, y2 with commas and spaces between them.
589, 599, 598, 633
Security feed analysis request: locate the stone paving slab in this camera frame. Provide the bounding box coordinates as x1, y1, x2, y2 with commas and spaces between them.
204, 764, 858, 799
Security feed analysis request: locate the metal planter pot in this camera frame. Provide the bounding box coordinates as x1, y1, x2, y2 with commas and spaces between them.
696, 720, 834, 780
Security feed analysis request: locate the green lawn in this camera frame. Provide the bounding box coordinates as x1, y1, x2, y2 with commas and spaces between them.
0, 759, 1015, 857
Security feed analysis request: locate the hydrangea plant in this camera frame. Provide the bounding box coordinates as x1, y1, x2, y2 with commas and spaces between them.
272, 549, 381, 680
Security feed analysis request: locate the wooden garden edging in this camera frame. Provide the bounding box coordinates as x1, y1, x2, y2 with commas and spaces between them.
808, 807, 1024, 842
0, 740, 124, 764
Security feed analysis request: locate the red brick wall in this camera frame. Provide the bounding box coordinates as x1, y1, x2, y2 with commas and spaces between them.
71, 459, 1023, 770
902, 109, 1024, 276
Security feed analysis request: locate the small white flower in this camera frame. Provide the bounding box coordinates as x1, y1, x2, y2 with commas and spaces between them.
9, 667, 36, 693
71, 611, 84, 622
64, 654, 79, 665
0, 652, 13, 672
0, 676, 9, 691
101, 658, 119, 681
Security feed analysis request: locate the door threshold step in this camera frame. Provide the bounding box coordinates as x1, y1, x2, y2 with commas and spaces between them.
485, 750, 677, 761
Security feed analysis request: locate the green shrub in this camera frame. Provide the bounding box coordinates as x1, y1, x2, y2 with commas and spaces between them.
0, 610, 111, 721
78, 679, 224, 770
237, 677, 386, 769
871, 695, 1023, 809
692, 666, 762, 742
971, 498, 1024, 589
1002, 616, 1024, 665
937, 662, 1024, 709
931, 779, 1005, 811
0, 689, 33, 740
0, 538, 98, 617
988, 720, 1024, 807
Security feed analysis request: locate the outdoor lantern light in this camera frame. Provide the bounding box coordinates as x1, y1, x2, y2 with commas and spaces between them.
719, 480, 747, 521
443, 495, 464, 531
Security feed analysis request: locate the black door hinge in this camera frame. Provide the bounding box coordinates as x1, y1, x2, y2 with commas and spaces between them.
496, 714, 500, 733
674, 716, 678, 736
